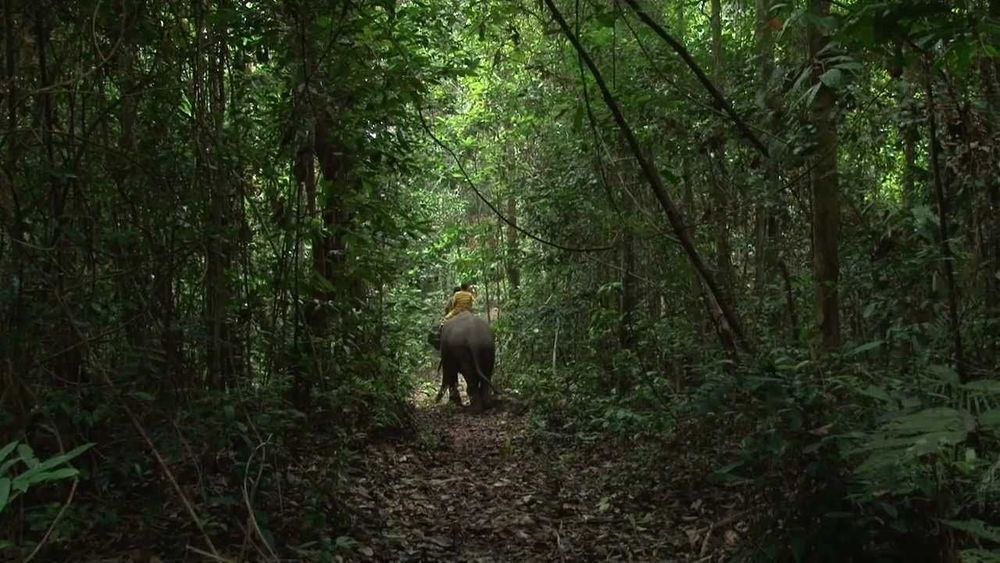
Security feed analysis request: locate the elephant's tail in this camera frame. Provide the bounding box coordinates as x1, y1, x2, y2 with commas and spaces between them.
470, 350, 499, 397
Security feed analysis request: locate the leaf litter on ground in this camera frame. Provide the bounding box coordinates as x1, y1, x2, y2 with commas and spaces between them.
339, 386, 754, 562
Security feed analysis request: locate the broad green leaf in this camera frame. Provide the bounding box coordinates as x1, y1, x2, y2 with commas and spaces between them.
834, 61, 864, 72
927, 364, 959, 385
13, 467, 78, 493
960, 549, 1000, 562
855, 385, 892, 404
36, 467, 80, 482
32, 443, 94, 474
0, 442, 17, 469
846, 340, 882, 356
16, 444, 37, 469
942, 519, 1000, 544
803, 83, 822, 108
979, 408, 1000, 431
0, 455, 19, 476
889, 407, 974, 436
854, 408, 975, 474
819, 68, 843, 88
0, 478, 9, 514
862, 301, 879, 319
961, 380, 1000, 394
11, 474, 30, 493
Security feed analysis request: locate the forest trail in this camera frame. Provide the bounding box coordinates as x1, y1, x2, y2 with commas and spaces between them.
341, 376, 734, 562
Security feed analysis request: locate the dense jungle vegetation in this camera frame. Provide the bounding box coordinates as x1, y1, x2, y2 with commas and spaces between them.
2, 0, 999, 560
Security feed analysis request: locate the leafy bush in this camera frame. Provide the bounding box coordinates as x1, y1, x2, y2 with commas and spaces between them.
698, 356, 1000, 561
0, 440, 93, 552
0, 441, 93, 517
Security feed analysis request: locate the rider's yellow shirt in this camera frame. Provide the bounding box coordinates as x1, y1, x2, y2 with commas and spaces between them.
444, 291, 474, 320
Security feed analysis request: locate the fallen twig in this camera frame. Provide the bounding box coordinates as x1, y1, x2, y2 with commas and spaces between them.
23, 479, 78, 563
242, 438, 279, 561
100, 368, 225, 561
187, 544, 232, 562
699, 525, 713, 556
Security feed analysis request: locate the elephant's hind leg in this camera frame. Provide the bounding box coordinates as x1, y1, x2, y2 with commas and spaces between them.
466, 371, 485, 413
442, 362, 462, 405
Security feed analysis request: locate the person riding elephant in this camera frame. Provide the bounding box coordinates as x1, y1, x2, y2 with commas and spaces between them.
429, 283, 471, 350
443, 285, 461, 316
444, 283, 476, 321
438, 310, 495, 411
428, 282, 494, 408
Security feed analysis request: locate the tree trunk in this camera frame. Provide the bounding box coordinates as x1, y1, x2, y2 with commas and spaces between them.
707, 142, 734, 297
505, 194, 520, 291
979, 0, 1000, 356
708, 0, 734, 299
311, 109, 356, 329
807, 0, 841, 352
620, 188, 637, 352
198, 0, 236, 389
923, 61, 965, 379
892, 43, 920, 208
753, 0, 780, 294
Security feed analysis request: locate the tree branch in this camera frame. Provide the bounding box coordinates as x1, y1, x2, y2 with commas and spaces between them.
542, 0, 752, 354
617, 0, 770, 158
417, 107, 615, 253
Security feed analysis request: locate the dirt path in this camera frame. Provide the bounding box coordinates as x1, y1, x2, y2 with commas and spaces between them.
341, 382, 729, 561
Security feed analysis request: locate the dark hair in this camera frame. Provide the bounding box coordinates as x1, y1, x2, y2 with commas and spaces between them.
452, 286, 461, 293
460, 282, 472, 291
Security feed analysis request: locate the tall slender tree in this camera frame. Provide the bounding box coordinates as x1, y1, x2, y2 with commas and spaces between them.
807, 0, 841, 352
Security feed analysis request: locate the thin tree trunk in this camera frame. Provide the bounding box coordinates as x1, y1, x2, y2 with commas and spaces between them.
892, 43, 920, 208
707, 144, 734, 296
923, 60, 965, 379
35, 6, 82, 383
807, 0, 841, 352
312, 110, 356, 328
902, 118, 918, 207
979, 0, 1000, 357
1, 0, 29, 432
708, 0, 734, 299
753, 0, 780, 295
620, 188, 637, 352
505, 194, 520, 291
2, 0, 23, 308
680, 155, 704, 334
198, 0, 235, 389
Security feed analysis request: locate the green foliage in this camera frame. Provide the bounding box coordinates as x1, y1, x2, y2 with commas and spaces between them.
1, 0, 998, 557
0, 441, 93, 516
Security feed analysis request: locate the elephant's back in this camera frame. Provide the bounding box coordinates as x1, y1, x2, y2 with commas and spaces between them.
441, 312, 494, 345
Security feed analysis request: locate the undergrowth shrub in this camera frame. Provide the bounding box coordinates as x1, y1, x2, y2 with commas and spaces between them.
1, 365, 415, 561
513, 325, 1000, 561
704, 356, 1000, 562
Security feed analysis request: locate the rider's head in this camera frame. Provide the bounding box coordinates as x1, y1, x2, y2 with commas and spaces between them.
460, 282, 472, 292
452, 286, 461, 293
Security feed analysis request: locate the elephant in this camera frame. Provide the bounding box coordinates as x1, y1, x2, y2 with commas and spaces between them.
431, 311, 496, 410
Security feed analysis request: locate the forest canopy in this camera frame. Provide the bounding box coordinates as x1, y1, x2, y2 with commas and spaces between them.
1, 0, 999, 560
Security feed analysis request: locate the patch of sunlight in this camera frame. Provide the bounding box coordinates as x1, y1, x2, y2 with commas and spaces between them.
410, 363, 469, 410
